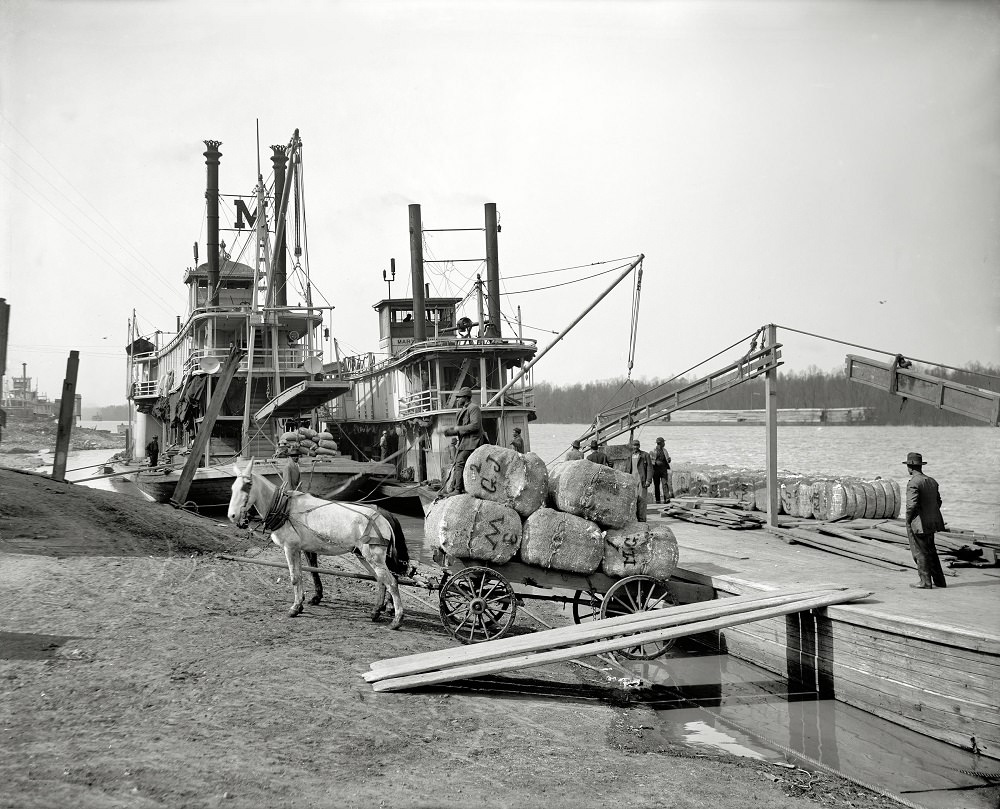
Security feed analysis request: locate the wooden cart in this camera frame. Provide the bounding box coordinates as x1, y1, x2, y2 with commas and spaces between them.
435, 557, 698, 660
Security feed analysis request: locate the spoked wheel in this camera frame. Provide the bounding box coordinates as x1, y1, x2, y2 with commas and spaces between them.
439, 566, 518, 644
600, 575, 677, 660
572, 590, 604, 624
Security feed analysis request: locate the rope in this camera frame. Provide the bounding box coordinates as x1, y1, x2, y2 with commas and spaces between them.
776, 324, 1000, 381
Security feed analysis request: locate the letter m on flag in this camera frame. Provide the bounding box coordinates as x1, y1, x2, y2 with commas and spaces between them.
234, 199, 258, 229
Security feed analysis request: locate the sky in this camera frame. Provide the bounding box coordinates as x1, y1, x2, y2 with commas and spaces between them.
1, 0, 998, 408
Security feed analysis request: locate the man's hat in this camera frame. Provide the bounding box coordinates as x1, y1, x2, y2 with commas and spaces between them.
631, 439, 640, 447
903, 452, 927, 467
456, 387, 472, 398
655, 437, 665, 444
571, 439, 581, 448
590, 439, 598, 449
514, 427, 521, 434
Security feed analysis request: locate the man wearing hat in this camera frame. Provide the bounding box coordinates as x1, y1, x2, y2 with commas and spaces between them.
443, 387, 483, 493
566, 439, 585, 460
651, 437, 672, 504
586, 438, 612, 467
509, 427, 525, 454
903, 451, 947, 589
625, 438, 652, 521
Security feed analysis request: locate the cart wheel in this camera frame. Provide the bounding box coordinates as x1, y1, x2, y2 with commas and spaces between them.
439, 566, 518, 644
600, 575, 677, 660
572, 590, 604, 624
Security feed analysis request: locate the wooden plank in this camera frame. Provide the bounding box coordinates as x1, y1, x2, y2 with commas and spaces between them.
367, 590, 872, 691
368, 586, 855, 677
827, 603, 1000, 655
171, 345, 245, 507
765, 527, 911, 570
51, 350, 80, 482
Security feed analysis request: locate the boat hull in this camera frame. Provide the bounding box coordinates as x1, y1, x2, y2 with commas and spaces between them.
136, 458, 395, 511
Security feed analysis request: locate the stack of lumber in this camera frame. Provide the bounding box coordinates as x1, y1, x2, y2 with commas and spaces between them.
661, 498, 765, 530
363, 585, 872, 692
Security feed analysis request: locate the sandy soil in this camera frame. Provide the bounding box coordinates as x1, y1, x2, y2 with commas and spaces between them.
0, 468, 903, 809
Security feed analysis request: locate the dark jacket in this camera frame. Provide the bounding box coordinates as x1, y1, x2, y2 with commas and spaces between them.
905, 471, 945, 535
586, 450, 612, 467
625, 450, 652, 487
651, 445, 671, 470
454, 402, 483, 452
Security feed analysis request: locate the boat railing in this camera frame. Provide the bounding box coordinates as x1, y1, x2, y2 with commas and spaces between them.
340, 336, 538, 379
183, 347, 324, 377
131, 380, 159, 398
397, 385, 535, 417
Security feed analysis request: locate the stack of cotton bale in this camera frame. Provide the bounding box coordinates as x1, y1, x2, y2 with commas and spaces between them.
278, 430, 302, 457
315, 430, 340, 457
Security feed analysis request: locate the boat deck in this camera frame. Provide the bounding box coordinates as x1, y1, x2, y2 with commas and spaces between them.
647, 509, 1000, 762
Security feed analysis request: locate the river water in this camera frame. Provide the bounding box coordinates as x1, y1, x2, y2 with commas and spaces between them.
528, 423, 999, 534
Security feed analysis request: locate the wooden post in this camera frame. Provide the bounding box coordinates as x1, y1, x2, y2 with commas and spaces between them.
51, 350, 80, 482
765, 323, 779, 526
171, 345, 245, 507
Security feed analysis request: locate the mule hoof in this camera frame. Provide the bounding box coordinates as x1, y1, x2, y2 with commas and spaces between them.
389, 616, 403, 630
287, 606, 303, 618
308, 595, 322, 606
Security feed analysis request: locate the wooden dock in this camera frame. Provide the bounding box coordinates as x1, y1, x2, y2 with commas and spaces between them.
646, 509, 1000, 762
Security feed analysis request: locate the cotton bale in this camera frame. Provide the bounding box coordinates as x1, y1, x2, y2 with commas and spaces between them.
779, 477, 800, 515
812, 480, 850, 521
319, 438, 339, 451
861, 481, 878, 519
870, 479, 887, 518
603, 521, 679, 580
424, 494, 522, 564
548, 459, 637, 529
884, 478, 901, 518
462, 444, 548, 517
520, 507, 604, 574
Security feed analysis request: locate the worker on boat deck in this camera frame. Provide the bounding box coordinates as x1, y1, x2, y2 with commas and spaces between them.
903, 452, 947, 590
625, 439, 652, 522
651, 437, 672, 503
145, 435, 159, 467
443, 387, 482, 494
509, 427, 525, 454
586, 439, 612, 467
566, 439, 585, 460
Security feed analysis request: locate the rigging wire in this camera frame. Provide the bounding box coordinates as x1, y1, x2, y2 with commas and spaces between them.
776, 325, 1000, 381
502, 255, 642, 280
500, 262, 629, 295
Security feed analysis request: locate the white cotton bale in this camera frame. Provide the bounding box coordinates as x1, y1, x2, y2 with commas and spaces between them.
520, 507, 604, 574
548, 459, 637, 529
314, 446, 338, 457
813, 480, 850, 522
299, 438, 318, 450
672, 470, 691, 497
794, 479, 815, 519
870, 479, 887, 518
424, 494, 522, 564
844, 479, 867, 519
280, 431, 299, 443
318, 439, 339, 451
884, 478, 901, 519
779, 477, 800, 515
297, 426, 318, 439
318, 431, 335, 441
602, 521, 679, 580
461, 444, 549, 517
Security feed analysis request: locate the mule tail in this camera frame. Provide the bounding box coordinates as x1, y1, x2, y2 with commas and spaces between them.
379, 509, 411, 576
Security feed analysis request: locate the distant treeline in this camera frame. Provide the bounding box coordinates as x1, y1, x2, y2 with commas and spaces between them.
82, 404, 130, 421
534, 364, 1000, 426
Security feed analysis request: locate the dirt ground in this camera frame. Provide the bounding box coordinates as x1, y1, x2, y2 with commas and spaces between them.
0, 467, 905, 809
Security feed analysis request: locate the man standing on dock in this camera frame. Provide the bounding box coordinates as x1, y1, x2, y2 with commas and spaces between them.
444, 387, 482, 494
903, 452, 947, 590
145, 435, 159, 467
586, 439, 612, 467
651, 437, 672, 503
626, 438, 652, 522
509, 427, 525, 454
566, 439, 585, 460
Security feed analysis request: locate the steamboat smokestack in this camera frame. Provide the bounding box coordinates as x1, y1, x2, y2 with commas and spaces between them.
408, 204, 426, 342
485, 203, 501, 339
203, 140, 222, 308
270, 145, 289, 307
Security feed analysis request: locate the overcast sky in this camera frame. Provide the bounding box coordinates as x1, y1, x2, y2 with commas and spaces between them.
2, 0, 998, 408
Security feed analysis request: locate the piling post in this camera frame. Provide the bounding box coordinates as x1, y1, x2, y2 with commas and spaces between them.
52, 350, 80, 482
764, 324, 779, 526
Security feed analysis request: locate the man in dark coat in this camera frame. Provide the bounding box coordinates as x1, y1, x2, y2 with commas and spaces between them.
903, 451, 947, 589
586, 439, 612, 467
566, 439, 585, 460
145, 435, 159, 467
509, 427, 525, 454
443, 387, 482, 494
650, 436, 672, 503
625, 438, 652, 521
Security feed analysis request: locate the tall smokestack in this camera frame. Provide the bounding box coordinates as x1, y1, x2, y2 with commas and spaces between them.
408, 204, 426, 342
204, 140, 222, 307
485, 203, 501, 339
270, 145, 289, 307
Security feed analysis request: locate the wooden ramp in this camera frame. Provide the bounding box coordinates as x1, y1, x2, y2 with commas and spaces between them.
364, 586, 871, 693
